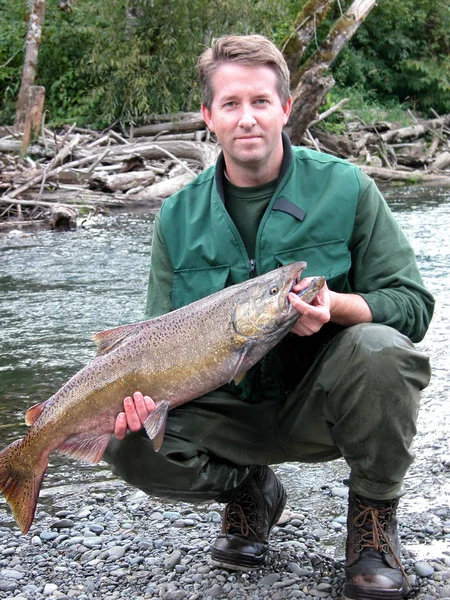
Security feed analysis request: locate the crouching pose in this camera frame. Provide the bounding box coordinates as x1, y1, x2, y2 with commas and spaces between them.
103, 35, 434, 600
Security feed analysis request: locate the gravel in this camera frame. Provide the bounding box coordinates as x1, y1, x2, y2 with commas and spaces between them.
1, 466, 449, 600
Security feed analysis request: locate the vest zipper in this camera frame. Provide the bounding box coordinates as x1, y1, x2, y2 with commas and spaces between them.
249, 258, 256, 278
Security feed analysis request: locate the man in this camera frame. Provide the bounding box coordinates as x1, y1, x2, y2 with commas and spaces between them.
103, 35, 434, 600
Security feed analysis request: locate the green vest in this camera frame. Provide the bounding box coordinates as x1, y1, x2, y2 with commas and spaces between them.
159, 136, 362, 400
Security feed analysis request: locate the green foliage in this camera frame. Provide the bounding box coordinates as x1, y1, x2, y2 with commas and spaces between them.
0, 1, 27, 123
331, 0, 450, 115
79, 0, 295, 127
1, 0, 296, 128
326, 87, 413, 129
1, 0, 449, 127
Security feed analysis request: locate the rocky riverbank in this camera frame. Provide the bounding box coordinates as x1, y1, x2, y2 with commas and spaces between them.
1, 462, 449, 600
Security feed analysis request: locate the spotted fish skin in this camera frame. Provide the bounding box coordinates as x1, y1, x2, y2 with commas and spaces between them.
0, 262, 325, 534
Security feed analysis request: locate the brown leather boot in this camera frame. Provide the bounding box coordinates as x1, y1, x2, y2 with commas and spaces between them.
210, 466, 286, 570
344, 492, 410, 599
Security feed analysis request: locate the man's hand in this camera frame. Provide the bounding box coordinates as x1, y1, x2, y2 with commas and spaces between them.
114, 391, 156, 440
288, 278, 331, 337
288, 277, 373, 337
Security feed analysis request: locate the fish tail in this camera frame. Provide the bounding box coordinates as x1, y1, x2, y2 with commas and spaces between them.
0, 439, 48, 534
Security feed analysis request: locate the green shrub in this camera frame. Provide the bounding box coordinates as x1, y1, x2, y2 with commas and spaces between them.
1, 0, 449, 127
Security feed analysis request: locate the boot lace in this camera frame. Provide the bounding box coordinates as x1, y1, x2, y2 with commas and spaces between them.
224, 488, 259, 539
354, 498, 407, 580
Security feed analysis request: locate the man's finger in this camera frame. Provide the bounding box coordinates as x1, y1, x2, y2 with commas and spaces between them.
132, 391, 149, 424
144, 395, 156, 413
114, 412, 128, 440
123, 395, 142, 431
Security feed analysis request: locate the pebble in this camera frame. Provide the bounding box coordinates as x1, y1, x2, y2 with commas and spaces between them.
415, 561, 435, 577
0, 474, 449, 600
51, 518, 75, 529
164, 549, 183, 570
43, 583, 58, 595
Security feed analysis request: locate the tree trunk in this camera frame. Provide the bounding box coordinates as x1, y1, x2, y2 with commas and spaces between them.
279, 0, 334, 81
14, 0, 46, 130
21, 85, 45, 155
286, 0, 376, 144
287, 67, 335, 145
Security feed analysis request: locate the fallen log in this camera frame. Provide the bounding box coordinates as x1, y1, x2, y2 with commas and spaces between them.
133, 113, 205, 137
132, 172, 195, 201
431, 151, 450, 171
366, 115, 450, 145
92, 140, 219, 170
0, 138, 54, 157
49, 204, 78, 230
6, 134, 81, 200
309, 127, 357, 157
360, 165, 450, 184
89, 169, 156, 192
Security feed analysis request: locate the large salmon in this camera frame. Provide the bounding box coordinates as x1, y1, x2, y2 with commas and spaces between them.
0, 262, 324, 534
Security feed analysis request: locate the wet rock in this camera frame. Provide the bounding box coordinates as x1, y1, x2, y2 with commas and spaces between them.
40, 530, 59, 542
164, 549, 183, 570
258, 573, 281, 586
1, 567, 25, 580
44, 582, 58, 595
415, 561, 435, 577
51, 518, 75, 529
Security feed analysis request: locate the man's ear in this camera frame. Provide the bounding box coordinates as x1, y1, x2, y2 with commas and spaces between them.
282, 96, 293, 125
201, 105, 215, 132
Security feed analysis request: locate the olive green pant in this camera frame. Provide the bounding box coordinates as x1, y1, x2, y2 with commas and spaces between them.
103, 324, 431, 502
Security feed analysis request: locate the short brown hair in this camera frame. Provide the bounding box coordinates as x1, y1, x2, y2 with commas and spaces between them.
197, 34, 291, 109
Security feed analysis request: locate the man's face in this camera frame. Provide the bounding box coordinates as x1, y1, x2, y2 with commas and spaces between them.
201, 63, 292, 185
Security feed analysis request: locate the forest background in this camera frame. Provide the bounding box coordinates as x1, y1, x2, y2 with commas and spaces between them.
1, 0, 449, 131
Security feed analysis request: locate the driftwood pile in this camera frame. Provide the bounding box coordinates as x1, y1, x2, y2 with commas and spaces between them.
1, 110, 449, 230
0, 114, 217, 229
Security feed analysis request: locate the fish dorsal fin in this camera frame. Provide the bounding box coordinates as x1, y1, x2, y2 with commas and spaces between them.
143, 400, 170, 452
57, 433, 112, 464
25, 402, 45, 426
92, 322, 142, 356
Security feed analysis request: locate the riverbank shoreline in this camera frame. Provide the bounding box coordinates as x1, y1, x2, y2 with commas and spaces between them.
1, 460, 449, 600
0, 167, 449, 600
1, 112, 450, 230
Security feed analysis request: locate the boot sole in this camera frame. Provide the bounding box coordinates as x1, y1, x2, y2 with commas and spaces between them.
210, 552, 266, 571
343, 582, 409, 600
210, 484, 287, 571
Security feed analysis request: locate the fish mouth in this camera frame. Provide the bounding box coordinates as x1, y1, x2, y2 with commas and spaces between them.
283, 263, 307, 312
288, 269, 302, 293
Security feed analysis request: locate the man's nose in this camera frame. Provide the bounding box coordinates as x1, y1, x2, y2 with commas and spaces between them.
239, 105, 256, 128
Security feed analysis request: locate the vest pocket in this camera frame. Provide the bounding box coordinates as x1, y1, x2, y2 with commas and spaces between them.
172, 264, 230, 309
274, 240, 351, 288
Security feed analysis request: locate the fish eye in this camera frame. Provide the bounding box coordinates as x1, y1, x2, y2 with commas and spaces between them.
269, 286, 279, 296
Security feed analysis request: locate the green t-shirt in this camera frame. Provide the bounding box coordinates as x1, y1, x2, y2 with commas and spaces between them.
223, 177, 277, 259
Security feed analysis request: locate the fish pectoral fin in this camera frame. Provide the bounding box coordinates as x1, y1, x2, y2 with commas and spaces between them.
25, 402, 45, 426
143, 400, 170, 452
233, 372, 246, 385
230, 348, 249, 385
58, 434, 111, 464
92, 322, 143, 356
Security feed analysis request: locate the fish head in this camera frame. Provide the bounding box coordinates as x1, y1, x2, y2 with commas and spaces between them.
232, 261, 306, 340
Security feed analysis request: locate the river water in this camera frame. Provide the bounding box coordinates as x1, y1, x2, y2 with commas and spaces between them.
0, 184, 449, 542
